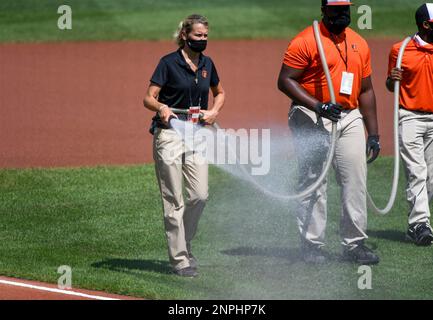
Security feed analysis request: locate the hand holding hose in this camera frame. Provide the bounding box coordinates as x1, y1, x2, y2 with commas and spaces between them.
158, 105, 177, 126
200, 109, 218, 125
390, 67, 404, 82
314, 101, 343, 122
366, 135, 381, 164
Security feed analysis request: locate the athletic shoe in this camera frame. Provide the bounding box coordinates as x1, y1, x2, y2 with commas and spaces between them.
173, 266, 198, 278
342, 241, 380, 265
406, 223, 433, 246
301, 244, 328, 264
188, 254, 198, 270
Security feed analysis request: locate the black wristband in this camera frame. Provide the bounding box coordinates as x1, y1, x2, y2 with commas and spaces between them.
314, 102, 323, 112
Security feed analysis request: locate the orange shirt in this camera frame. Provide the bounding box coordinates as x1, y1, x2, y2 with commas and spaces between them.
283, 22, 372, 110
388, 36, 433, 113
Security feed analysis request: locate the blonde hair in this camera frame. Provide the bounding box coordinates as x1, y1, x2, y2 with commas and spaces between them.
173, 14, 209, 48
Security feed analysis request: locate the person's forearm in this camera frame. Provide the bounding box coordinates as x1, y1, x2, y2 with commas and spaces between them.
278, 78, 320, 111
210, 92, 225, 114
359, 89, 379, 136
143, 94, 167, 113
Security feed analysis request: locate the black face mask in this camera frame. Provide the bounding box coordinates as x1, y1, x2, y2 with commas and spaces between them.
187, 39, 207, 53
324, 12, 351, 35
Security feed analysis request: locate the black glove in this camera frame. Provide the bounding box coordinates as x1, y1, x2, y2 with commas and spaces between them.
314, 102, 343, 122
366, 135, 380, 164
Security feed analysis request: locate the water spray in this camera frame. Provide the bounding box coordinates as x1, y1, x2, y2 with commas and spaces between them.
214, 20, 338, 201
365, 36, 411, 215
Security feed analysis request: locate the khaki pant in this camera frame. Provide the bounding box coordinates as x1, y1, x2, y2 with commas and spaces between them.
153, 127, 209, 271
399, 108, 433, 226
289, 106, 368, 249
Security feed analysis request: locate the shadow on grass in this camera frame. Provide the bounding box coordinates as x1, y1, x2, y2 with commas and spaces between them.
368, 229, 407, 244
91, 259, 171, 275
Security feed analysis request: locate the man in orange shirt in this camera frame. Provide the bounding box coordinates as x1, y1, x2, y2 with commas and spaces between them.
387, 3, 433, 246
277, 0, 380, 264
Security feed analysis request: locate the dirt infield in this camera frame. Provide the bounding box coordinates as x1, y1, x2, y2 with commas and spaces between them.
0, 276, 139, 300
0, 39, 396, 168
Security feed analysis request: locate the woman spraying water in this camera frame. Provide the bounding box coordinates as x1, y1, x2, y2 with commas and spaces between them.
143, 14, 225, 277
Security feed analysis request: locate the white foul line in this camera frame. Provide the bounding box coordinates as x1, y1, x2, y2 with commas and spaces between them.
0, 279, 120, 300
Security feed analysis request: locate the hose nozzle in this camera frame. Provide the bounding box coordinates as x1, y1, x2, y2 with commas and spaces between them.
169, 107, 204, 122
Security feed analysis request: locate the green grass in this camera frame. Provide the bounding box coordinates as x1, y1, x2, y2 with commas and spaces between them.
1, 159, 432, 299
0, 0, 427, 43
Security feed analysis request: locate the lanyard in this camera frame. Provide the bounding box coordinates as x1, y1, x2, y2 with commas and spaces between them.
331, 35, 348, 71
183, 63, 202, 108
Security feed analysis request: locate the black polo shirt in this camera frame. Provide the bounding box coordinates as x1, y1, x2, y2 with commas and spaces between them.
150, 49, 220, 126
